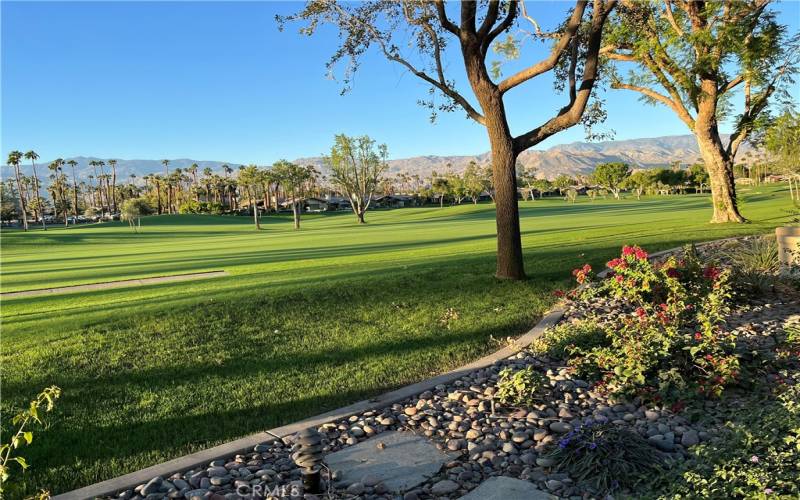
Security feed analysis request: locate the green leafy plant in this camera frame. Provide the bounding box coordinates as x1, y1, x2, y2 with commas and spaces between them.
644, 385, 800, 498
530, 320, 608, 359
495, 366, 546, 407
724, 237, 780, 293
567, 246, 740, 401
543, 421, 664, 494
0, 386, 61, 496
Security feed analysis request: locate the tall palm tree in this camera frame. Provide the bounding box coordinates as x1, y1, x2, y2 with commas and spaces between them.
24, 150, 45, 230
67, 159, 79, 221
161, 160, 170, 213
108, 159, 118, 212
7, 151, 28, 230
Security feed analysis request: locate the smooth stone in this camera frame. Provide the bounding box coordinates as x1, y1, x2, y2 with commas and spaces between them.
346, 482, 365, 495
430, 480, 460, 495
458, 476, 555, 500
681, 430, 699, 447
325, 431, 449, 493
549, 422, 572, 434
140, 477, 163, 496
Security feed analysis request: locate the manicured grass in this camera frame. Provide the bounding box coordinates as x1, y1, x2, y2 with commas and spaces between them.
0, 185, 793, 496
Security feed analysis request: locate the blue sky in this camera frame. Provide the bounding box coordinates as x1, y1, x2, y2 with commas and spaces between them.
2, 1, 799, 164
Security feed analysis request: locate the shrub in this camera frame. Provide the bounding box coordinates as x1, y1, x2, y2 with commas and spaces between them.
0, 386, 61, 497
566, 245, 740, 401
725, 236, 780, 293
543, 421, 664, 494
644, 385, 800, 498
495, 366, 546, 407
530, 320, 608, 359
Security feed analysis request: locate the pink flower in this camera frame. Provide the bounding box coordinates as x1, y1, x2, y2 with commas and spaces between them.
615, 274, 624, 284
694, 332, 703, 341
750, 455, 760, 463
764, 488, 773, 495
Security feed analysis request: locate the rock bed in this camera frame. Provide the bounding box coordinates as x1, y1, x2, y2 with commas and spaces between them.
113, 239, 799, 500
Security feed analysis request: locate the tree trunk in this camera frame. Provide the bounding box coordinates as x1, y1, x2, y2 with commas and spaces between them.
695, 133, 745, 223
13, 166, 28, 230
112, 169, 117, 212
694, 83, 745, 223
357, 209, 365, 224
293, 202, 300, 229
485, 109, 525, 280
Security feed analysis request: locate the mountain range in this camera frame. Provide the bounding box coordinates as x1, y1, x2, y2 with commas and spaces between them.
9, 134, 754, 184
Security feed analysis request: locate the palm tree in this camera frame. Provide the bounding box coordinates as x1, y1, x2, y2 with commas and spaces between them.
7, 151, 28, 230
24, 150, 45, 230
108, 159, 118, 212
188, 164, 199, 202
67, 160, 79, 221
161, 160, 170, 213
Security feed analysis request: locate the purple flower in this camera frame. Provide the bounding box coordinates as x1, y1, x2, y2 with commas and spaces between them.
559, 438, 571, 449
589, 442, 597, 450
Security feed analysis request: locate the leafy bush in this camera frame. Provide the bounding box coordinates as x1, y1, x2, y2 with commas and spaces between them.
0, 386, 61, 497
543, 421, 664, 494
530, 320, 608, 359
644, 385, 800, 498
495, 366, 546, 407
566, 245, 740, 401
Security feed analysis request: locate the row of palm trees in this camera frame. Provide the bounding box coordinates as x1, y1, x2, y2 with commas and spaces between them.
5, 151, 141, 230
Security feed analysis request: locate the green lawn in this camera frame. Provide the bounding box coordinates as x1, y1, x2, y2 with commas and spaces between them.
0, 185, 794, 496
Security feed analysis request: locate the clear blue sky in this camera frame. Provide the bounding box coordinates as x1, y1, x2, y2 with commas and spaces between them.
2, 1, 798, 164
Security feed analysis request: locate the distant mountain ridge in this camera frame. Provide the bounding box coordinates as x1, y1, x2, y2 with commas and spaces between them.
13, 134, 754, 184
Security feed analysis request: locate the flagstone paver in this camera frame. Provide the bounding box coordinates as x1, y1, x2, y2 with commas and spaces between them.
325, 431, 450, 493
457, 476, 556, 500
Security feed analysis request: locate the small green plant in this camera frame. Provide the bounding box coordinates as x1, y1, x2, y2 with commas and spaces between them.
643, 385, 800, 498
725, 236, 780, 292
530, 320, 608, 359
543, 421, 664, 494
0, 386, 62, 496
495, 366, 546, 406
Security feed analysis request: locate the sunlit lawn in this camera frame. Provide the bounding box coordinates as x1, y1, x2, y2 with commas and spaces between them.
0, 184, 793, 496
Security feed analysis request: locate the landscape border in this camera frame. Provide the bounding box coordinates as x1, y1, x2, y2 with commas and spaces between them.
52, 238, 740, 500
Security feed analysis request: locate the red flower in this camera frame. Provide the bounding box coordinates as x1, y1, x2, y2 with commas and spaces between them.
582, 264, 592, 273
553, 289, 565, 298
615, 274, 624, 284
703, 265, 721, 281
694, 332, 703, 341
622, 245, 635, 256
635, 307, 647, 318
635, 247, 648, 260
666, 268, 680, 278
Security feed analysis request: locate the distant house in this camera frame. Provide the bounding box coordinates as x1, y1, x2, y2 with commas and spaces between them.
373, 194, 416, 208
324, 196, 352, 211
279, 197, 330, 212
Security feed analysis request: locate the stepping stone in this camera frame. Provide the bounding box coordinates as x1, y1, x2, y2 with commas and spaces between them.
325, 431, 449, 493
458, 476, 555, 500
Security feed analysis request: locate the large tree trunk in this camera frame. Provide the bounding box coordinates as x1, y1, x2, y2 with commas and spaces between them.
486, 105, 525, 280
695, 83, 745, 223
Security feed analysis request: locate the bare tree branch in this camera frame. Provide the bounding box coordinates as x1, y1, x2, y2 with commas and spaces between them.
611, 81, 695, 128
497, 0, 588, 94
513, 0, 617, 150
482, 2, 518, 55
432, 0, 459, 35
332, 2, 486, 125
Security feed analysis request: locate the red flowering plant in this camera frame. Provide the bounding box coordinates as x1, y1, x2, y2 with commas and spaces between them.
563, 245, 740, 402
